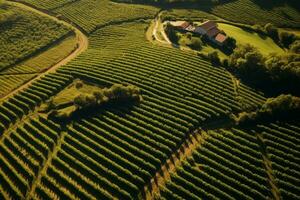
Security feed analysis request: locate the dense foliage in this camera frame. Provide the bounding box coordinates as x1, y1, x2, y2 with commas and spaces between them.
226, 44, 300, 95
236, 94, 300, 124
48, 83, 143, 120
74, 84, 142, 108
0, 4, 71, 71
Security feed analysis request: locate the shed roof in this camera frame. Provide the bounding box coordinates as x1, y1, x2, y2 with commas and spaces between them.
199, 20, 217, 31
215, 33, 227, 43
206, 27, 220, 38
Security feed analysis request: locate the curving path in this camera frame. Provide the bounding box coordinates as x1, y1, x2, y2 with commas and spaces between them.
1, 1, 88, 102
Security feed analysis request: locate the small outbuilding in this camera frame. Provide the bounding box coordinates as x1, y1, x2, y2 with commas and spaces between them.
214, 33, 227, 46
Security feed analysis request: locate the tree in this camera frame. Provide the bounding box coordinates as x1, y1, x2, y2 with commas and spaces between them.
208, 51, 220, 66
74, 94, 86, 108
264, 23, 279, 41
236, 94, 300, 124
188, 37, 202, 50
289, 40, 300, 53
93, 90, 107, 103
165, 23, 179, 44
85, 94, 97, 107
279, 31, 297, 48
225, 36, 236, 52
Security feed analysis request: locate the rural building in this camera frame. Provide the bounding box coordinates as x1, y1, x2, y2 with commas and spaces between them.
206, 27, 221, 39
195, 20, 228, 46
194, 20, 218, 35
214, 33, 227, 46
170, 21, 191, 30
169, 20, 228, 46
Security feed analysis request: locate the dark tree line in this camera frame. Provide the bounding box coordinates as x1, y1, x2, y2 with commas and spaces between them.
223, 43, 300, 95
235, 94, 300, 125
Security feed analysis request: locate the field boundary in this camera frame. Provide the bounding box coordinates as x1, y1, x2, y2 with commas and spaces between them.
25, 129, 66, 200
143, 129, 209, 200
256, 132, 281, 200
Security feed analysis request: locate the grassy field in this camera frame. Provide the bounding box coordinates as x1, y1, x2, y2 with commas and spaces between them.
218, 23, 284, 55
51, 80, 102, 106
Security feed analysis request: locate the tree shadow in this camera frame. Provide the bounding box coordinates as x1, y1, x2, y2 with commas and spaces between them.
49, 99, 138, 125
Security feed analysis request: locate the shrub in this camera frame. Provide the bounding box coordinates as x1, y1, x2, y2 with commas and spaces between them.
264, 23, 279, 41
225, 36, 236, 52
289, 40, 300, 53
279, 31, 297, 48
75, 80, 84, 89
188, 37, 202, 50
207, 51, 220, 66
165, 23, 180, 44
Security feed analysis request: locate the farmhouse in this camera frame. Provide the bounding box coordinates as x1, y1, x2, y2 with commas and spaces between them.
169, 20, 228, 46
194, 20, 217, 35
195, 20, 228, 46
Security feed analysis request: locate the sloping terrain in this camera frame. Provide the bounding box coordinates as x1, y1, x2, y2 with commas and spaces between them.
0, 0, 299, 199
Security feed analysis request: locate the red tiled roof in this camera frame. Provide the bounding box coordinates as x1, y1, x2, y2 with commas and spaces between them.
215, 33, 227, 43
199, 21, 217, 31
206, 27, 220, 38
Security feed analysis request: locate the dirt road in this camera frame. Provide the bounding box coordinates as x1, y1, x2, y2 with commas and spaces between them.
1, 1, 88, 102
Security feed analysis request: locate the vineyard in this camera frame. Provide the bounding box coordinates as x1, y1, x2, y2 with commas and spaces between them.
15, 0, 80, 10
17, 0, 159, 33
0, 0, 299, 199
0, 2, 72, 71
159, 123, 300, 200
211, 0, 300, 28
2, 35, 77, 75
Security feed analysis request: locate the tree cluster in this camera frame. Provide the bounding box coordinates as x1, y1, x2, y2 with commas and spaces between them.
48, 84, 142, 121
165, 23, 180, 44
235, 94, 300, 125
74, 84, 142, 109
261, 23, 300, 49
225, 44, 300, 95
